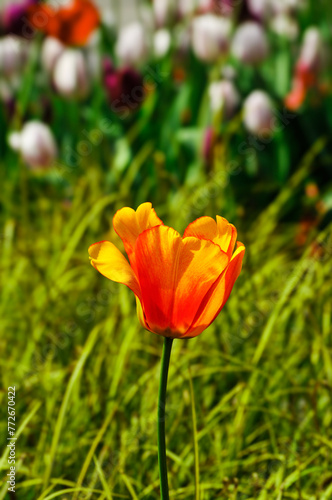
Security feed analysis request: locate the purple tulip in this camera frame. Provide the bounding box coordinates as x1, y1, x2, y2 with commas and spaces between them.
1, 0, 37, 37
103, 60, 145, 114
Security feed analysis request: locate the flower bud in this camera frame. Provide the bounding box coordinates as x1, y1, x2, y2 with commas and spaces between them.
153, 0, 174, 26
115, 22, 150, 65
1, 0, 36, 36
231, 22, 268, 64
270, 0, 305, 14
243, 90, 274, 135
178, 0, 196, 17
202, 126, 215, 164
247, 0, 271, 19
191, 14, 232, 63
178, 0, 218, 17
41, 37, 65, 74
154, 29, 171, 58
298, 27, 323, 73
53, 49, 90, 99
0, 35, 27, 76
103, 61, 144, 115
208, 79, 240, 118
8, 121, 57, 169
271, 13, 298, 40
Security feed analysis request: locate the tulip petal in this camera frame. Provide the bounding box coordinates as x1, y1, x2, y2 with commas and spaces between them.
172, 237, 229, 336
134, 226, 182, 336
134, 226, 229, 337
28, 0, 100, 46
113, 202, 163, 262
187, 242, 245, 338
183, 216, 237, 258
89, 240, 141, 299
136, 296, 149, 330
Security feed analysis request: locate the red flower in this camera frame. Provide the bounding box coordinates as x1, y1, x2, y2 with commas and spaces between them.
28, 0, 100, 46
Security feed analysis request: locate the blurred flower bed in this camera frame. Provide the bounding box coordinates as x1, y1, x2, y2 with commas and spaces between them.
0, 0, 331, 225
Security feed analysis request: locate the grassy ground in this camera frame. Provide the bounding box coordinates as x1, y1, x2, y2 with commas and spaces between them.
0, 134, 331, 499
1, 1, 332, 498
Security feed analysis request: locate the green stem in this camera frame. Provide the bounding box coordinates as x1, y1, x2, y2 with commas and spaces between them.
158, 337, 173, 500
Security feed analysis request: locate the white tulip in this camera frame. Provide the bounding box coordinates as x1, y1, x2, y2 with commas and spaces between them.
154, 29, 171, 58
0, 35, 26, 76
208, 79, 240, 118
8, 121, 57, 169
271, 13, 298, 40
299, 27, 323, 72
53, 49, 90, 99
243, 90, 274, 135
247, 0, 271, 18
178, 0, 196, 17
270, 0, 306, 13
153, 0, 175, 26
115, 22, 150, 65
178, 0, 210, 17
41, 37, 65, 74
191, 14, 232, 62
232, 22, 268, 64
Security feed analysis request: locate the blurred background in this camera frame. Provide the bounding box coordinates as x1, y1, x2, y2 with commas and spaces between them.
0, 0, 332, 498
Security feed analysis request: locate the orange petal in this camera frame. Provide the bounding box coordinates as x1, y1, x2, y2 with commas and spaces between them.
89, 240, 141, 299
58, 0, 100, 46
136, 296, 149, 330
187, 242, 245, 338
183, 215, 237, 258
113, 202, 163, 263
134, 226, 229, 338
28, 0, 100, 46
134, 226, 182, 336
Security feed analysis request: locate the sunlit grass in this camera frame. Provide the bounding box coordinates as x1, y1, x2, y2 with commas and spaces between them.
0, 134, 331, 498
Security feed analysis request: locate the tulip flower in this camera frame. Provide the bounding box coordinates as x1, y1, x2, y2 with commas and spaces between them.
154, 29, 171, 59
89, 202, 244, 498
243, 90, 274, 135
191, 14, 232, 63
115, 21, 150, 66
178, 0, 214, 17
153, 0, 174, 27
89, 203, 245, 339
27, 0, 100, 46
103, 60, 144, 115
202, 126, 216, 164
271, 13, 298, 40
231, 22, 269, 65
285, 27, 324, 110
208, 79, 240, 118
270, 0, 305, 14
8, 120, 57, 169
246, 0, 271, 19
53, 49, 90, 99
0, 35, 27, 76
1, 0, 37, 36
41, 37, 65, 74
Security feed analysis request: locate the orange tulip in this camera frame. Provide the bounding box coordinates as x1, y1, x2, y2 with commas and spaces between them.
285, 62, 317, 111
28, 0, 100, 47
89, 203, 245, 339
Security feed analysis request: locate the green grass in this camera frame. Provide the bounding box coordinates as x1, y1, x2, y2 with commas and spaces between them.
0, 138, 331, 498
1, 1, 332, 498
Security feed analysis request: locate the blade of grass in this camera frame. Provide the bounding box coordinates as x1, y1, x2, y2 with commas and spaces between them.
42, 323, 102, 490
188, 368, 200, 500
93, 455, 113, 500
